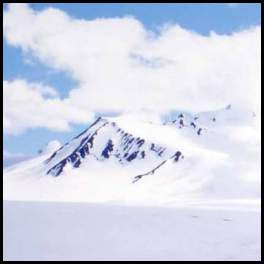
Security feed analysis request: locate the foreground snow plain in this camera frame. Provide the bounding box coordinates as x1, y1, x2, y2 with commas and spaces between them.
3, 200, 261, 261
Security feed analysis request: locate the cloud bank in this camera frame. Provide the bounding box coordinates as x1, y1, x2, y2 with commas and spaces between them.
3, 4, 261, 134
3, 79, 93, 134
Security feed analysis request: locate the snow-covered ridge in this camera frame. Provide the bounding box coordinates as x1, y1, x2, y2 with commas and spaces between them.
45, 117, 184, 179
163, 104, 258, 140
164, 112, 204, 136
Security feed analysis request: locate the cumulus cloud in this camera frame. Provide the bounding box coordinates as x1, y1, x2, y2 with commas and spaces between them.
3, 79, 93, 135
43, 140, 62, 154
3, 4, 261, 133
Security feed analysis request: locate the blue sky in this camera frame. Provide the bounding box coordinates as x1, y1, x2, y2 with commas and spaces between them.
3, 3, 261, 155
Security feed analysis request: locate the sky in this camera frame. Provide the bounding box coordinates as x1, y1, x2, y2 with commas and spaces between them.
3, 3, 261, 156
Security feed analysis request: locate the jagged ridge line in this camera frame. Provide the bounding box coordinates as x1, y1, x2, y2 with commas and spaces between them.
45, 117, 103, 164
46, 121, 108, 175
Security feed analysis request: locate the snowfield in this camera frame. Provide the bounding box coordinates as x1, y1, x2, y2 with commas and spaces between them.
3, 201, 261, 261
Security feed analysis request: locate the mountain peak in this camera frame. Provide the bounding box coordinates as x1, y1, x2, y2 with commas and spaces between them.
44, 116, 183, 179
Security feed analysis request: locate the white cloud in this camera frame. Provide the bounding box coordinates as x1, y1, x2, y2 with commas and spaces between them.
3, 79, 93, 135
3, 149, 15, 158
43, 140, 62, 154
3, 4, 261, 133
226, 3, 240, 8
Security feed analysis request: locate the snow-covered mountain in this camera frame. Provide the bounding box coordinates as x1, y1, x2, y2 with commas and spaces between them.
3, 106, 261, 205
44, 117, 183, 183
